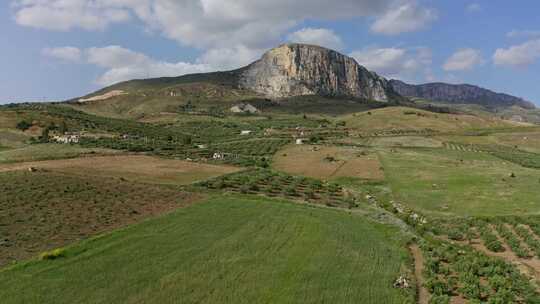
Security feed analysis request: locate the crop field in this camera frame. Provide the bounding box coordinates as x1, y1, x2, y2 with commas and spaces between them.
0, 155, 240, 185
273, 145, 384, 181
199, 169, 354, 208
0, 144, 119, 163
0, 196, 414, 304
339, 107, 519, 132
0, 170, 200, 267
379, 147, 540, 216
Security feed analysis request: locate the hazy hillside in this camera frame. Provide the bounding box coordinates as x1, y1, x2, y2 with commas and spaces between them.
390, 79, 535, 109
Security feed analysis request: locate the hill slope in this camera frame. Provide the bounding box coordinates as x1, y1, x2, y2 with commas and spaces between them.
389, 80, 535, 109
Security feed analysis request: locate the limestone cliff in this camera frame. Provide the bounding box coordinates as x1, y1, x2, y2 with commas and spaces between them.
239, 43, 397, 102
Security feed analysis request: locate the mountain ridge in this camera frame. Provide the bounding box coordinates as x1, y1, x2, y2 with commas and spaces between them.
389, 79, 535, 110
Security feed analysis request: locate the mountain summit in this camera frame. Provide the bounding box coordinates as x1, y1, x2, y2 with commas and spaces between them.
239, 43, 398, 102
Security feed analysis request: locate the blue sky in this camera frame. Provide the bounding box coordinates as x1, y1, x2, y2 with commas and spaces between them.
1, 0, 540, 105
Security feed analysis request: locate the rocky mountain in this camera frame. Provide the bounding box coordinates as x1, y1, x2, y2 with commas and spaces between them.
240, 43, 399, 102
389, 80, 535, 109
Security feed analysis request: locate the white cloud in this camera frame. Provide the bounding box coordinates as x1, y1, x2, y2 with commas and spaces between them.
44, 45, 213, 86
371, 1, 437, 35
443, 48, 484, 71
14, 0, 435, 50
507, 30, 540, 39
493, 39, 540, 67
42, 46, 82, 62
13, 0, 131, 31
287, 28, 343, 50
197, 46, 264, 71
466, 3, 482, 13
350, 46, 432, 81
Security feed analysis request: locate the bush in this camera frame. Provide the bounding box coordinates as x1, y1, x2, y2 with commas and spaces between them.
40, 248, 65, 260
285, 186, 297, 196
16, 120, 32, 131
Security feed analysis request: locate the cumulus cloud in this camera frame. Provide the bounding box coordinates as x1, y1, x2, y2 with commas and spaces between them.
197, 46, 264, 70
13, 0, 132, 31
493, 39, 540, 67
350, 46, 432, 81
443, 48, 484, 71
14, 0, 436, 51
466, 3, 482, 13
42, 46, 82, 62
371, 1, 437, 35
44, 45, 212, 86
287, 28, 343, 50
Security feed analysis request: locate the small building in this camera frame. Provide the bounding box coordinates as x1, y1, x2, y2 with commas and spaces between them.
53, 134, 80, 144
213, 152, 225, 159
240, 130, 253, 136
295, 138, 306, 145
196, 144, 208, 149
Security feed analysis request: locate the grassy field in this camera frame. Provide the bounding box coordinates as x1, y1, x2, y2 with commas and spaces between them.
379, 147, 540, 217
0, 196, 413, 304
273, 145, 384, 181
0, 154, 241, 185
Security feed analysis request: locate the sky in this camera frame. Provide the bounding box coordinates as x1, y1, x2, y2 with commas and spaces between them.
1, 0, 540, 105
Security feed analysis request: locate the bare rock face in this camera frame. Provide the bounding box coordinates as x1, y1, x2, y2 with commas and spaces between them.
239, 43, 394, 102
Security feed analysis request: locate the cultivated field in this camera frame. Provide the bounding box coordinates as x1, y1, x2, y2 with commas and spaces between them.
0, 154, 241, 185
273, 145, 384, 181
0, 196, 414, 304
0, 170, 200, 266
0, 144, 119, 163
340, 107, 523, 132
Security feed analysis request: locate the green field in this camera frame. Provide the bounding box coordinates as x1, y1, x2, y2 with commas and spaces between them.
0, 196, 413, 304
380, 147, 540, 217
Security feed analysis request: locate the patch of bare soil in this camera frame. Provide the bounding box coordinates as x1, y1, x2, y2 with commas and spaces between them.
0, 170, 204, 267
78, 90, 127, 102
273, 145, 384, 180
0, 155, 241, 185
410, 244, 430, 304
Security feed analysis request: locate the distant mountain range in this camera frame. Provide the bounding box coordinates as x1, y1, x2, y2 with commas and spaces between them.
389, 80, 535, 109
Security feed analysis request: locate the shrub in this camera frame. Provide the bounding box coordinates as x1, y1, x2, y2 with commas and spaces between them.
40, 248, 65, 260
285, 186, 297, 196
16, 120, 32, 131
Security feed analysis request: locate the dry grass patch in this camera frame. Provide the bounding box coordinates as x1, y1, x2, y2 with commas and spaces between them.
0, 155, 241, 185
272, 145, 384, 180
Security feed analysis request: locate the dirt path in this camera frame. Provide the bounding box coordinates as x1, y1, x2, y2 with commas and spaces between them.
410, 244, 430, 304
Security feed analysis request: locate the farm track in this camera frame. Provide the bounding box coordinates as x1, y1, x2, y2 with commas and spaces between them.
410, 244, 429, 304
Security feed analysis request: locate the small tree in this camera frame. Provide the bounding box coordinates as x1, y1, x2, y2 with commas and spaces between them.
39, 127, 50, 143
58, 120, 68, 134
16, 120, 32, 131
